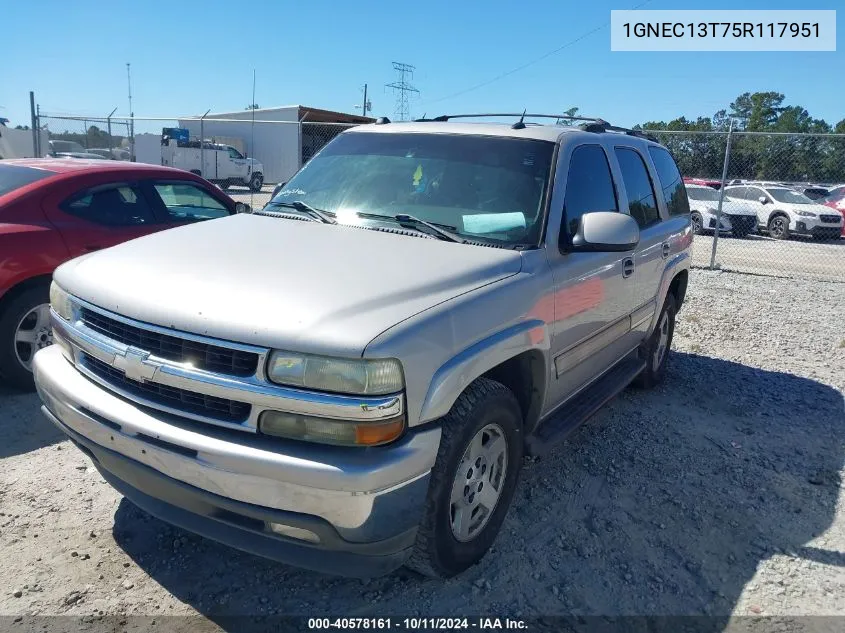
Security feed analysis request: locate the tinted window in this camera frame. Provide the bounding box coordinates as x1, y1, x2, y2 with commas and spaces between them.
63, 184, 155, 226
615, 148, 660, 227
687, 186, 721, 202
561, 145, 618, 243
152, 182, 230, 221
648, 146, 689, 216
0, 165, 54, 197
271, 132, 555, 246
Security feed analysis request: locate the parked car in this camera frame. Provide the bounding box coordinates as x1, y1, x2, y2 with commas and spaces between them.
0, 159, 249, 388
686, 183, 757, 237
683, 176, 722, 189
34, 115, 692, 579
821, 187, 845, 237
723, 183, 843, 240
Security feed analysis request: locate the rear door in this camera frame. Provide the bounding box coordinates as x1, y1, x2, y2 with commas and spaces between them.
41, 180, 163, 257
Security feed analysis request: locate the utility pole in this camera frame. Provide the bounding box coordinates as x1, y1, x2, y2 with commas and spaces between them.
126, 63, 135, 161
29, 91, 39, 158
385, 62, 419, 121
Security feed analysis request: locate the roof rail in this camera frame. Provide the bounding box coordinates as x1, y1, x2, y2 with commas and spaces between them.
414, 113, 608, 124
578, 120, 658, 142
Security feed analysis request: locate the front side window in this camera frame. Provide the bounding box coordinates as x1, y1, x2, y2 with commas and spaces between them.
561, 144, 618, 245
648, 146, 690, 216
63, 184, 155, 226
767, 188, 812, 205
151, 182, 230, 221
269, 132, 555, 246
614, 148, 660, 227
227, 147, 244, 160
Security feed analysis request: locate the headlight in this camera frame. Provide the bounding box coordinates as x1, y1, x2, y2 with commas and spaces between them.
258, 410, 405, 446
797, 210, 817, 217
49, 282, 73, 321
267, 351, 403, 395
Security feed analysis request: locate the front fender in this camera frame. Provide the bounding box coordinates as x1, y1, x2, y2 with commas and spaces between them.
418, 320, 550, 424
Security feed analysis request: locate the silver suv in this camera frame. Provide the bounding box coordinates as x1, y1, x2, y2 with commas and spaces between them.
34, 114, 692, 578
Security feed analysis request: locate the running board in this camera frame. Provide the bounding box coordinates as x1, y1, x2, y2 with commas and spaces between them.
525, 356, 646, 457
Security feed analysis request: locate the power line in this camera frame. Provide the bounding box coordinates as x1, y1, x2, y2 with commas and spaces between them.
421, 0, 653, 106
386, 62, 419, 121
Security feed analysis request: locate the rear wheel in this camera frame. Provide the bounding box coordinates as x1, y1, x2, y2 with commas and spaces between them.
249, 172, 264, 192
0, 285, 52, 390
768, 214, 790, 240
406, 378, 523, 578
633, 293, 676, 389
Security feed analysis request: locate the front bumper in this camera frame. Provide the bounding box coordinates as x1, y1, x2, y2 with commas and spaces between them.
34, 346, 440, 577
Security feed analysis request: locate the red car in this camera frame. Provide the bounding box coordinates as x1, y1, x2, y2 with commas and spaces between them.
683, 176, 722, 190
821, 186, 845, 237
0, 159, 246, 388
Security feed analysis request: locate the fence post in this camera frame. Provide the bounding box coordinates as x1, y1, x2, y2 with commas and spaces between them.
29, 92, 39, 158
710, 121, 734, 270
106, 108, 117, 157
200, 109, 210, 177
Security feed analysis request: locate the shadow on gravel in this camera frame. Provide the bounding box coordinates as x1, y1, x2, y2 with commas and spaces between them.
0, 383, 65, 458
112, 352, 844, 631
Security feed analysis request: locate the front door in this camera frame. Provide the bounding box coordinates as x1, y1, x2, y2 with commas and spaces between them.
546, 143, 638, 408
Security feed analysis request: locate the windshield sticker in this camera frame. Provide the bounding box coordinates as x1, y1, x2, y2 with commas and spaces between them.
463, 212, 527, 235
276, 188, 306, 197
523, 154, 535, 166
412, 164, 427, 192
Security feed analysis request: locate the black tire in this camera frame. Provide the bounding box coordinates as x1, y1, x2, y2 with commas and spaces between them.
690, 212, 703, 235
767, 214, 790, 240
249, 173, 264, 192
0, 284, 51, 390
189, 169, 202, 177
633, 293, 676, 389
406, 378, 523, 578
219, 180, 231, 191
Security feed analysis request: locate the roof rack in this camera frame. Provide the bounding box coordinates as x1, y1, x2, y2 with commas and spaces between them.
411, 112, 658, 141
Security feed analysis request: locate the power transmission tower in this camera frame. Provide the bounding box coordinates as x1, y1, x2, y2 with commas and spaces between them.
385, 62, 419, 121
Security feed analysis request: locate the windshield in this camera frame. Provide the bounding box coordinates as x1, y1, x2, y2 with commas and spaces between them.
767, 188, 812, 204
0, 164, 54, 197
268, 131, 555, 246
686, 186, 721, 202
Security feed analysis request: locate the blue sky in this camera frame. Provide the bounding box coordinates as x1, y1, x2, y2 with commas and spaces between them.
2, 0, 842, 130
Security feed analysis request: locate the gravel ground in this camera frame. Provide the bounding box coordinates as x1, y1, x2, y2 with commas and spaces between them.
0, 269, 844, 629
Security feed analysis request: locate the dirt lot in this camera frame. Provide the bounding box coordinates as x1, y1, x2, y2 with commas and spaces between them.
1, 269, 844, 630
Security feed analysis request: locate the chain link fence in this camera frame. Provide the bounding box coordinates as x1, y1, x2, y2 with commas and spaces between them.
649, 130, 845, 282
30, 114, 845, 282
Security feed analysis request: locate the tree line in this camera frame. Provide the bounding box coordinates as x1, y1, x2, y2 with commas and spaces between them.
566, 94, 845, 183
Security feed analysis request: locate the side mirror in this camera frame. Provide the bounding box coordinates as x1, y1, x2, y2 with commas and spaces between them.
235, 202, 252, 214
758, 196, 769, 205
570, 211, 640, 252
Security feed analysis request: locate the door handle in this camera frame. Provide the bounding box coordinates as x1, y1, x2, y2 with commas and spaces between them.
661, 242, 671, 259
622, 258, 635, 278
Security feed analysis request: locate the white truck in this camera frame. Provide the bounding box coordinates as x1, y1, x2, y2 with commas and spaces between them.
160, 133, 264, 192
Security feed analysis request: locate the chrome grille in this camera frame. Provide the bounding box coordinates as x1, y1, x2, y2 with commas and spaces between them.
83, 354, 251, 423
80, 308, 258, 377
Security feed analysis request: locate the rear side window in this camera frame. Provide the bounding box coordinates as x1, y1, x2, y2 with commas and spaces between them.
0, 165, 54, 197
614, 148, 660, 228
63, 184, 156, 226
561, 145, 618, 245
648, 146, 690, 216
151, 182, 230, 222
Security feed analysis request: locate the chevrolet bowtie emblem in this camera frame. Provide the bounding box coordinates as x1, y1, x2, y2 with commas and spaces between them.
112, 347, 159, 382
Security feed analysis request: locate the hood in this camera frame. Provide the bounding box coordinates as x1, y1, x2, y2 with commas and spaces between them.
54, 214, 523, 357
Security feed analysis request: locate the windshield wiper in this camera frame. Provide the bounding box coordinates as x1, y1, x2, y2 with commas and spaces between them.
354, 212, 463, 243
261, 200, 336, 224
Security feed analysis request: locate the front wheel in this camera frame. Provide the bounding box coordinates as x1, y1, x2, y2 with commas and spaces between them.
406, 378, 523, 578
690, 212, 703, 235
249, 173, 264, 192
768, 215, 790, 240
0, 285, 52, 390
